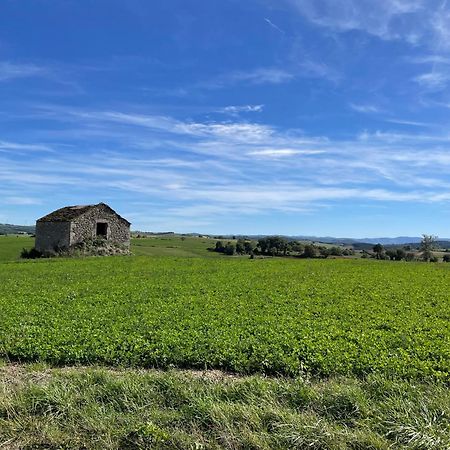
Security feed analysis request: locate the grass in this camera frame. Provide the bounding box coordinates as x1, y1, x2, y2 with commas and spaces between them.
131, 236, 223, 258
0, 235, 34, 262
2, 235, 450, 448
1, 364, 449, 449
0, 235, 222, 262
1, 256, 449, 380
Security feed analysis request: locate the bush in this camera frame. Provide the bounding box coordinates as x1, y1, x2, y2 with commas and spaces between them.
443, 254, 450, 263
224, 242, 236, 256
20, 247, 43, 259
405, 252, 416, 262
303, 244, 318, 258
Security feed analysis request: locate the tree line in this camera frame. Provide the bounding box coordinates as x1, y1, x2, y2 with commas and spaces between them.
369, 235, 444, 262
211, 236, 355, 258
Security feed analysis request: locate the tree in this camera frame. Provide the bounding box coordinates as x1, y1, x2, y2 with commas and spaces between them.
420, 234, 437, 262
215, 241, 225, 253
372, 243, 384, 260
224, 242, 236, 255
290, 241, 304, 255
303, 244, 318, 258
443, 254, 450, 262
395, 248, 406, 261
386, 249, 396, 261
405, 252, 415, 261
235, 239, 246, 254
244, 241, 255, 254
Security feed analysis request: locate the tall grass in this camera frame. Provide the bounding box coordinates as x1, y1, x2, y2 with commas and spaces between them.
1, 364, 449, 449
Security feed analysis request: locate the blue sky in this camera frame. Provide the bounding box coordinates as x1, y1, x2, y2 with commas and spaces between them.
1, 0, 450, 237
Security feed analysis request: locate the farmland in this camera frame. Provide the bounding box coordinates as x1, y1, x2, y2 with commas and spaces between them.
1, 253, 449, 380
1, 237, 450, 448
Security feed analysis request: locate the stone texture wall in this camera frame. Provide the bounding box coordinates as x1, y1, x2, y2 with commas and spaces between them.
70, 204, 130, 247
35, 222, 71, 252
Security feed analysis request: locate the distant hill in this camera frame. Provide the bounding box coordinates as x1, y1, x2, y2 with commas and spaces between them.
0, 223, 35, 235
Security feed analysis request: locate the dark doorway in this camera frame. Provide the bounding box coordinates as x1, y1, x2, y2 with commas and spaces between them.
96, 222, 108, 238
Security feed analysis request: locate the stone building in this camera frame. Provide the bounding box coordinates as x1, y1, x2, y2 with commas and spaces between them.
35, 203, 131, 253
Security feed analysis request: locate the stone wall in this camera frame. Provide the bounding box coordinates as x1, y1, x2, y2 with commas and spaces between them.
70, 204, 130, 247
35, 222, 71, 253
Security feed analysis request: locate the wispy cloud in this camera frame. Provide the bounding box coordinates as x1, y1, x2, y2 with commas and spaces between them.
218, 104, 265, 116
350, 103, 381, 114
264, 18, 286, 34
3, 196, 42, 206
247, 148, 324, 158
385, 118, 432, 127
286, 0, 425, 41
5, 103, 450, 231
414, 71, 450, 90
0, 140, 53, 153
0, 61, 48, 82
206, 67, 295, 88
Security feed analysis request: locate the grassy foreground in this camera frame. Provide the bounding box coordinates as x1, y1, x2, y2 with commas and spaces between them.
1, 364, 449, 449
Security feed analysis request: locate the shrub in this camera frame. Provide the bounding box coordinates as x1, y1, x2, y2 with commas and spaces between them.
20, 247, 43, 259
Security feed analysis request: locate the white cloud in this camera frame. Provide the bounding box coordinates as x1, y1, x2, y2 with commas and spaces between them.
0, 61, 47, 82
287, 0, 425, 40
0, 140, 53, 152
208, 67, 295, 88
219, 105, 264, 115
3, 196, 42, 206
350, 103, 381, 113
414, 71, 450, 90
247, 148, 324, 158
264, 18, 286, 34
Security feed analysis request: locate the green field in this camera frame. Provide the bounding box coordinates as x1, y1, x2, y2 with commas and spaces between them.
1, 253, 449, 380
1, 235, 450, 448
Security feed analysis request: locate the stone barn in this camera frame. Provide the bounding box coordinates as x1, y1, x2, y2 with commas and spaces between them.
35, 203, 131, 253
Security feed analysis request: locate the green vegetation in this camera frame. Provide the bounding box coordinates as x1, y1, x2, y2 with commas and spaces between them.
1, 234, 450, 447
1, 365, 449, 449
132, 236, 223, 258
0, 235, 219, 262
0, 235, 33, 262
1, 256, 449, 380
212, 236, 355, 258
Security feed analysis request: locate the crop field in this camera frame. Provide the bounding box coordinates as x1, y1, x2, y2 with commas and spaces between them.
1, 255, 449, 381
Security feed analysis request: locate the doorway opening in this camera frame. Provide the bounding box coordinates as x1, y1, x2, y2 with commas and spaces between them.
96, 222, 108, 238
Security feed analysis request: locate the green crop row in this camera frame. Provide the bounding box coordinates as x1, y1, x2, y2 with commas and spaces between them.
0, 256, 449, 380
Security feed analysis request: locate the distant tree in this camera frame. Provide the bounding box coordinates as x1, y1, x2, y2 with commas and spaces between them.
329, 246, 343, 256
395, 248, 406, 261
290, 241, 304, 255
257, 236, 289, 256
443, 254, 450, 262
215, 241, 225, 253
235, 239, 246, 254
303, 244, 318, 258
224, 242, 236, 255
405, 252, 416, 261
244, 241, 255, 254
373, 243, 385, 260
420, 234, 437, 262
386, 249, 397, 261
